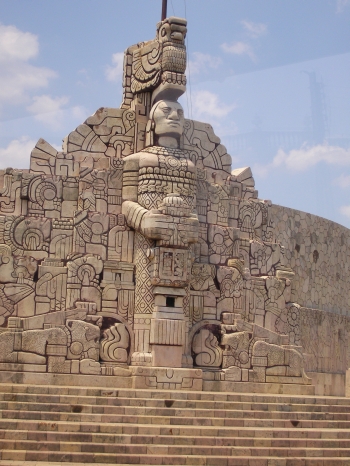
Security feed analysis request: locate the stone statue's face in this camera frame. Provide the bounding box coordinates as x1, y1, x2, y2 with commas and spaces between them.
153, 100, 185, 137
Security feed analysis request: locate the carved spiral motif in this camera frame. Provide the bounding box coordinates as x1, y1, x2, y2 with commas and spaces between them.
192, 328, 222, 368
100, 323, 129, 363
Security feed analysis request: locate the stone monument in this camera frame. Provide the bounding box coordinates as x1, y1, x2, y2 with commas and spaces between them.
0, 14, 348, 396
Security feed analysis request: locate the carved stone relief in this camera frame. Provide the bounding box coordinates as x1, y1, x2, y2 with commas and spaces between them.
0, 13, 346, 395
192, 327, 222, 368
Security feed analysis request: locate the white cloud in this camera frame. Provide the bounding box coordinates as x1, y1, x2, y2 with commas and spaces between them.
0, 24, 38, 62
220, 21, 266, 63
0, 63, 56, 107
191, 90, 236, 120
221, 41, 255, 61
76, 69, 90, 87
0, 24, 56, 107
27, 95, 69, 116
241, 20, 267, 38
333, 174, 350, 188
27, 95, 69, 128
336, 0, 350, 13
26, 95, 87, 131
272, 144, 350, 171
339, 205, 350, 218
0, 136, 36, 169
252, 163, 269, 178
105, 52, 124, 82
254, 144, 350, 179
188, 52, 222, 76
71, 105, 88, 122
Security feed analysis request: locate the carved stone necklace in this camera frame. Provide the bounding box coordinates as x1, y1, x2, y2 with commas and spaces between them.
142, 145, 189, 159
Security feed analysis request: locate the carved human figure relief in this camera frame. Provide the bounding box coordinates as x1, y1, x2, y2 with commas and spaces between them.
122, 98, 199, 365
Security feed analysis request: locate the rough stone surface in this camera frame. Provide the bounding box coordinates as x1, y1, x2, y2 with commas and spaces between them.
272, 204, 350, 314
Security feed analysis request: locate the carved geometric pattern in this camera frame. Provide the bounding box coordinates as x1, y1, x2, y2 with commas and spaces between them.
134, 232, 154, 314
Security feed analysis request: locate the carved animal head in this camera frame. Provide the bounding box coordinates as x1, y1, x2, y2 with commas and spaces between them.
156, 17, 187, 46
124, 16, 187, 106
66, 319, 100, 361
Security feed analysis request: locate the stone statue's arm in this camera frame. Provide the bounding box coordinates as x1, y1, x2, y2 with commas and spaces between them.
122, 154, 148, 231
122, 200, 173, 241
122, 154, 174, 240
122, 200, 148, 232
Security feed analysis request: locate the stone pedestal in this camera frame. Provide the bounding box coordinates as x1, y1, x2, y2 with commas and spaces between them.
150, 286, 186, 368
151, 345, 183, 367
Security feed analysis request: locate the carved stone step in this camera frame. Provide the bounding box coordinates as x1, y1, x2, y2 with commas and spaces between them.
3, 423, 350, 441
2, 439, 350, 458
0, 384, 348, 406
1, 419, 350, 440
1, 401, 350, 421
2, 409, 350, 429
2, 431, 350, 448
1, 393, 350, 413
1, 451, 350, 465
0, 462, 349, 466
1, 383, 350, 464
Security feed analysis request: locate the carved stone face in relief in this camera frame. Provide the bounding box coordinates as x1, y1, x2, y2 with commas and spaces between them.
153, 100, 185, 138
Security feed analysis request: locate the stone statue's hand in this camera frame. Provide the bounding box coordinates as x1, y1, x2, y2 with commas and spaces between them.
179, 215, 199, 244
141, 210, 174, 241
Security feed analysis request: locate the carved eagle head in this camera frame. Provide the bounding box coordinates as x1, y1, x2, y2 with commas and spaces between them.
157, 16, 187, 45
157, 16, 187, 74
128, 17, 187, 96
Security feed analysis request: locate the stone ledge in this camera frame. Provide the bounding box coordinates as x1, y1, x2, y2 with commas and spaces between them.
0, 371, 132, 389
203, 380, 315, 396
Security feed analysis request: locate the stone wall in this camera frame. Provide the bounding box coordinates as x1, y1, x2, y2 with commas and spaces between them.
271, 204, 350, 314
270, 204, 350, 395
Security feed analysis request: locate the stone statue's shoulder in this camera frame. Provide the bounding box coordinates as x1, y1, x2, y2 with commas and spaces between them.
123, 152, 142, 171
123, 152, 141, 163
123, 150, 159, 171
138, 150, 159, 168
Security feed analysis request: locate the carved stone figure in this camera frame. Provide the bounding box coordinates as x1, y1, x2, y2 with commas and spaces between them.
122, 98, 199, 368
122, 17, 187, 109
0, 13, 347, 396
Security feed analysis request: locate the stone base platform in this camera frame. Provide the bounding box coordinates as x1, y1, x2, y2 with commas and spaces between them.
0, 369, 315, 395
0, 370, 132, 389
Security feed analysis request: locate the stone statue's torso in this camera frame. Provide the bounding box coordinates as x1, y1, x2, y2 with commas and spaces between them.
137, 146, 197, 210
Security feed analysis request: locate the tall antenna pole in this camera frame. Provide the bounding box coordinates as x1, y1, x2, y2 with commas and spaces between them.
161, 0, 167, 20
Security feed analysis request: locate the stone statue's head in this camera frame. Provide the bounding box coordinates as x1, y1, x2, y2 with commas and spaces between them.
145, 99, 185, 148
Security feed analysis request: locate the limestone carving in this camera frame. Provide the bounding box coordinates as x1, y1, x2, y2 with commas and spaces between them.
192, 328, 222, 368
100, 323, 129, 363
123, 17, 187, 108
0, 14, 346, 396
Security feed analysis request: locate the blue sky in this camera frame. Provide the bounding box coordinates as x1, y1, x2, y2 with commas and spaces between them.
0, 0, 350, 227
